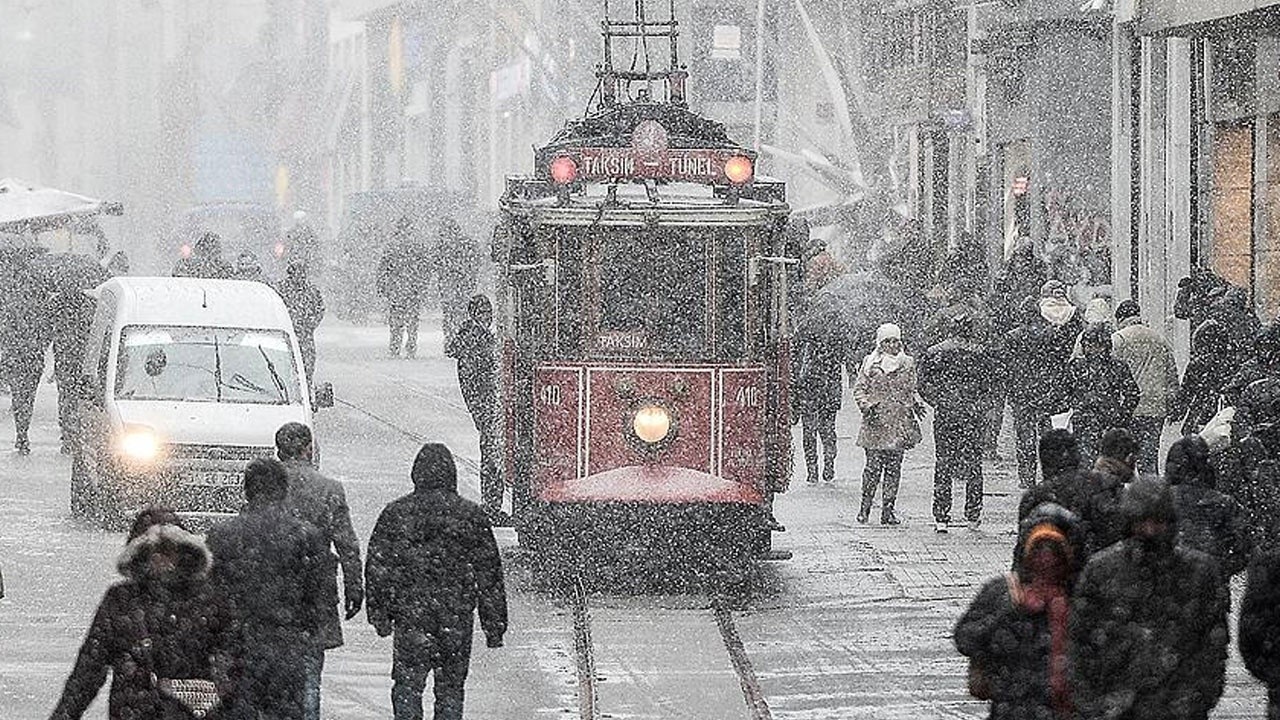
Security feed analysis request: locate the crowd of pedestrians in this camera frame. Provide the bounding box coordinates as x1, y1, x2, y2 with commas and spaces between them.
49, 429, 508, 720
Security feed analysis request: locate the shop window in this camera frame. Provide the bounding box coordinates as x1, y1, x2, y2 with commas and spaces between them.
1210, 122, 1253, 291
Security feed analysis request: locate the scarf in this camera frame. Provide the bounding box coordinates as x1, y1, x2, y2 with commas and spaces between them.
1039, 297, 1077, 326
863, 350, 908, 375
1009, 527, 1074, 719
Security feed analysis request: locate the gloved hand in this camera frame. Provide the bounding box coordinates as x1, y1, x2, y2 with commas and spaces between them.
486, 633, 504, 648
373, 621, 394, 638
344, 591, 364, 620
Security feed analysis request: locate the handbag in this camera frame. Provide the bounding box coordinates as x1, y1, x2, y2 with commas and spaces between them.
1199, 405, 1235, 452
900, 416, 923, 450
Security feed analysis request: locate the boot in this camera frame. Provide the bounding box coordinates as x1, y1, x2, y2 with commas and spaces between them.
856, 495, 873, 524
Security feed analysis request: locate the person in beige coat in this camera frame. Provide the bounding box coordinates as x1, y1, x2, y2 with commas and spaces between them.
852, 323, 924, 524
1111, 299, 1180, 474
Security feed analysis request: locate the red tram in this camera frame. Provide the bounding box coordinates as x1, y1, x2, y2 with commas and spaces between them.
494, 5, 804, 566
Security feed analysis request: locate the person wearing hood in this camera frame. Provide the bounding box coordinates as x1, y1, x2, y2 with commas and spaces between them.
172, 232, 234, 279
1110, 300, 1180, 474
1166, 435, 1252, 576
919, 314, 997, 532
365, 443, 508, 720
1240, 548, 1280, 719
277, 423, 362, 720
851, 323, 923, 525
206, 458, 328, 720
956, 503, 1086, 720
1018, 430, 1084, 521
50, 508, 233, 720
1070, 478, 1229, 720
1172, 320, 1236, 436
277, 259, 325, 383
1064, 323, 1140, 467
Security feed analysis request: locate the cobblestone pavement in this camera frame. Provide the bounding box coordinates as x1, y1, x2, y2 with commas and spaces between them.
760, 408, 1266, 718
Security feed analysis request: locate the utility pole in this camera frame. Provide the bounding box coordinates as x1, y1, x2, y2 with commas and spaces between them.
752, 0, 766, 151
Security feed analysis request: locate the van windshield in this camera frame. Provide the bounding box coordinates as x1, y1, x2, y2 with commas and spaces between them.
115, 325, 301, 405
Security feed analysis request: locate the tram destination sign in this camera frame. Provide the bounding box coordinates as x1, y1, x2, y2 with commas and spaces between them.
569, 147, 747, 184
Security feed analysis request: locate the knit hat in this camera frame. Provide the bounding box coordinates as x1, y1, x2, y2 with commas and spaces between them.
1114, 299, 1141, 322
874, 323, 903, 348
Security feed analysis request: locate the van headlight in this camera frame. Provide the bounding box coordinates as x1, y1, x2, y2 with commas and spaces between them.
117, 426, 161, 463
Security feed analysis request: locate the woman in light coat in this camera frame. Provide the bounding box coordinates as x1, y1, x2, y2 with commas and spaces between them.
852, 323, 923, 524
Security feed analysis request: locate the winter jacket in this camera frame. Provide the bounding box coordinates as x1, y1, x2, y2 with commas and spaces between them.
1076, 457, 1132, 554
791, 323, 846, 415
50, 525, 233, 720
1173, 322, 1236, 435
956, 504, 1086, 720
918, 338, 996, 423
282, 458, 363, 649
1233, 429, 1280, 555
277, 277, 325, 339
445, 318, 498, 413
1240, 551, 1280, 692
376, 238, 432, 303
206, 502, 328, 637
365, 446, 508, 649
852, 355, 920, 451
1112, 318, 1180, 418
1070, 483, 1229, 720
1172, 483, 1253, 576
1005, 319, 1073, 415
1065, 356, 1139, 435
1018, 467, 1086, 523
0, 265, 51, 368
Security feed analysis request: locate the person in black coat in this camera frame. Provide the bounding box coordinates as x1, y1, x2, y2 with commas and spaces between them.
0, 250, 51, 455
377, 217, 433, 359
277, 260, 326, 383
48, 286, 96, 454
1064, 323, 1139, 467
956, 503, 1086, 720
50, 508, 234, 720
792, 315, 846, 485
1070, 478, 1229, 720
172, 232, 234, 279
206, 458, 328, 720
1229, 377, 1280, 555
277, 423, 363, 720
1172, 320, 1235, 435
366, 443, 508, 720
1074, 428, 1137, 555
444, 295, 506, 525
919, 314, 996, 530
1018, 430, 1083, 522
1005, 298, 1074, 488
1167, 435, 1253, 577
1241, 550, 1280, 719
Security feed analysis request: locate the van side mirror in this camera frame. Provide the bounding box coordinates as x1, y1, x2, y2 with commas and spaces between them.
314, 382, 335, 410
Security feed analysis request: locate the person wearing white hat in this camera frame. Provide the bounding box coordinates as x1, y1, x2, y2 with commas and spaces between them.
851, 323, 924, 525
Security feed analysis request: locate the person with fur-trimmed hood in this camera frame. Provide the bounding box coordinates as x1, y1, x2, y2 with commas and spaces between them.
955, 503, 1087, 719
50, 508, 234, 720
1070, 478, 1229, 720
365, 443, 508, 720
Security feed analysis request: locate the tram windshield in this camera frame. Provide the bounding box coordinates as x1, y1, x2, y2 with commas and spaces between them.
547, 226, 751, 361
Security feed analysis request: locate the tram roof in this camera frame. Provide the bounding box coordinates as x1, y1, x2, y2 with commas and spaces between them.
500, 178, 790, 228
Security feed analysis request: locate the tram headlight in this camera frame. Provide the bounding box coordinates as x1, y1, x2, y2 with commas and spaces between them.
632, 405, 672, 445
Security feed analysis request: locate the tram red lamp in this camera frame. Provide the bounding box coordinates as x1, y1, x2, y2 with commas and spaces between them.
179, 243, 193, 258
633, 405, 672, 445
273, 242, 286, 258
724, 155, 754, 184
550, 155, 579, 184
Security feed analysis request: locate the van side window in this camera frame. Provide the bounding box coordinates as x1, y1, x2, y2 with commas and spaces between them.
96, 334, 110, 387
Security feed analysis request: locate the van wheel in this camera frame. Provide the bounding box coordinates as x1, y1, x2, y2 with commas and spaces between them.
69, 450, 95, 519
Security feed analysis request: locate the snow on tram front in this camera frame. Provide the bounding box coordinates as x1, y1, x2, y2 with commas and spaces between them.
493, 4, 803, 569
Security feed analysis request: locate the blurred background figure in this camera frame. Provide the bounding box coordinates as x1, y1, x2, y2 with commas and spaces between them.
277, 259, 325, 383
377, 217, 432, 359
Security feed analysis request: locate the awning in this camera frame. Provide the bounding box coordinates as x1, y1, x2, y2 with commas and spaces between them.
0, 178, 123, 232
1135, 0, 1280, 36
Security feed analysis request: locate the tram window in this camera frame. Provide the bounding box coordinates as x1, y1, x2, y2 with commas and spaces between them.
716, 232, 747, 359
553, 229, 584, 355
596, 228, 707, 356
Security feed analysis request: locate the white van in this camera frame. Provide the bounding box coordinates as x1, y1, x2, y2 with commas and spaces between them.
72, 277, 332, 529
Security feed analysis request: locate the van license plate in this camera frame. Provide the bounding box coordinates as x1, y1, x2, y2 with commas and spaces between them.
188, 472, 241, 487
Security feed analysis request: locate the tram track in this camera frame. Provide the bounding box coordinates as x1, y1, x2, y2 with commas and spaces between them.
567, 584, 773, 720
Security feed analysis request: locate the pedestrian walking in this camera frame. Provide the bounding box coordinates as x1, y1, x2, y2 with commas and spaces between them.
435, 218, 480, 347
276, 423, 363, 720
1, 250, 51, 455
1070, 478, 1229, 720
1006, 298, 1071, 488
1241, 549, 1280, 719
1018, 429, 1084, 521
277, 260, 326, 383
1064, 323, 1139, 467
1167, 435, 1252, 577
956, 503, 1086, 720
1075, 427, 1137, 554
919, 315, 996, 532
445, 295, 507, 525
1172, 320, 1236, 435
365, 443, 508, 720
206, 458, 327, 720
377, 217, 432, 359
50, 507, 233, 720
1111, 300, 1180, 474
172, 232, 234, 279
1224, 321, 1280, 409
48, 286, 95, 454
1229, 377, 1280, 555
792, 314, 845, 485
851, 323, 922, 525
